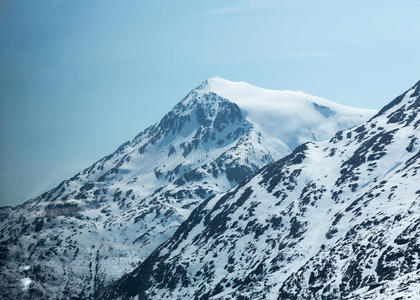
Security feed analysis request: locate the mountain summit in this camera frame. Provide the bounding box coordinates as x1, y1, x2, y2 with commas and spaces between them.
97, 80, 420, 300
199, 77, 375, 150
0, 78, 375, 299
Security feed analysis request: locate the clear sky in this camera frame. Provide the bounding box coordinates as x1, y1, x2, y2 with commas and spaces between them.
1, 0, 419, 206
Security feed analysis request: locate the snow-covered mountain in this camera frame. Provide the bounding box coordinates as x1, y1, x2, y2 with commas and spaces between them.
0, 77, 374, 299
97, 80, 420, 300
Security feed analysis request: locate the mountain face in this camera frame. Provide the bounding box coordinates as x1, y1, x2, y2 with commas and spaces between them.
97, 81, 420, 300
0, 77, 374, 299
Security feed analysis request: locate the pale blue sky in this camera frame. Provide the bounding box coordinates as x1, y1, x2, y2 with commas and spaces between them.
1, 0, 419, 206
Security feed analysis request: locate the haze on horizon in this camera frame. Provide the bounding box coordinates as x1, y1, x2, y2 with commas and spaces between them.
1, 0, 419, 206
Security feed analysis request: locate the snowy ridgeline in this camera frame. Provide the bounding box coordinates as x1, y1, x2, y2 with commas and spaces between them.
97, 81, 420, 300
0, 77, 376, 299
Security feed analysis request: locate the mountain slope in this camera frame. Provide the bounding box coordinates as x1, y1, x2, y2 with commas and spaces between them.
98, 80, 420, 300
0, 77, 374, 299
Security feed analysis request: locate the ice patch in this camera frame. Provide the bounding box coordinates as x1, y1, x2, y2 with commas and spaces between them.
21, 278, 32, 291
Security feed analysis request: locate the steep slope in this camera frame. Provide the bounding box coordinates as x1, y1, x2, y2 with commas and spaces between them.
0, 77, 374, 299
98, 80, 420, 300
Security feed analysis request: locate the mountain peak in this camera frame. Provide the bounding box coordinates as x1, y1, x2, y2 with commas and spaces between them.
198, 76, 376, 114
194, 76, 376, 151
195, 76, 245, 95
198, 76, 272, 96
206, 75, 232, 85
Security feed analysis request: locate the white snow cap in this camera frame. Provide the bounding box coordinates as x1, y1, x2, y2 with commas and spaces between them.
197, 76, 377, 150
